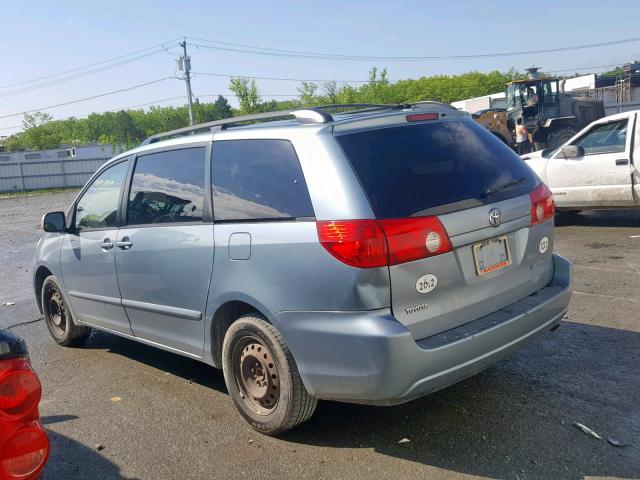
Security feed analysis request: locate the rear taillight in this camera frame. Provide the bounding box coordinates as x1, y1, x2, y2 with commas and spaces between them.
0, 361, 42, 419
379, 217, 452, 265
1, 426, 49, 479
0, 358, 49, 480
530, 183, 555, 225
316, 217, 452, 268
316, 220, 388, 268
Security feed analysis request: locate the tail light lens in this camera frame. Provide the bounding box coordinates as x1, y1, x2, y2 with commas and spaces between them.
530, 183, 555, 225
317, 217, 452, 268
1, 426, 49, 479
0, 358, 50, 480
0, 360, 42, 419
316, 220, 388, 268
379, 217, 452, 265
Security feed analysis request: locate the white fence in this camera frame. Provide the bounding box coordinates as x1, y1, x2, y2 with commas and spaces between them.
0, 157, 109, 193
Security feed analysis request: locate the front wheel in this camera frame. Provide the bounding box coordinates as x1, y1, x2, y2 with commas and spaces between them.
42, 275, 91, 347
222, 314, 317, 435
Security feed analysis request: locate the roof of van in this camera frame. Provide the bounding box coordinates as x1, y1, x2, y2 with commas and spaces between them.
105, 102, 470, 164
139, 102, 466, 145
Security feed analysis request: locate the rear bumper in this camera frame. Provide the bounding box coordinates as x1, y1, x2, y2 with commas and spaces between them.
274, 253, 572, 405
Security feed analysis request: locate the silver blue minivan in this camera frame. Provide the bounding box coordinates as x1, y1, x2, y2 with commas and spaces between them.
34, 103, 572, 434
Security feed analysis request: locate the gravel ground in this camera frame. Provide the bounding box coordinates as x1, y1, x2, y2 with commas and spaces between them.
1, 191, 639, 480
0, 190, 77, 329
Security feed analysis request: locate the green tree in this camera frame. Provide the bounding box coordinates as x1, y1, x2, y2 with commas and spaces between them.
2, 135, 25, 152
22, 112, 52, 130
229, 77, 261, 114
322, 81, 339, 104
2, 68, 531, 152
19, 112, 62, 150
298, 82, 319, 106
213, 95, 233, 118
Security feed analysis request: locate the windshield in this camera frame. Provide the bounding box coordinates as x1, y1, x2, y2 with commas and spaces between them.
336, 120, 538, 219
506, 84, 522, 112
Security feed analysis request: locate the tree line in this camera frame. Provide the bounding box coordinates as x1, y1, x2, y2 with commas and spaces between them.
2, 67, 525, 152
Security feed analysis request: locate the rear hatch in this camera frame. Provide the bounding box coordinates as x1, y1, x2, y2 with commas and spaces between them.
336, 116, 555, 340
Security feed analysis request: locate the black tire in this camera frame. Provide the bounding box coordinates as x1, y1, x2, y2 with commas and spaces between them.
42, 275, 91, 347
548, 127, 578, 149
222, 314, 317, 435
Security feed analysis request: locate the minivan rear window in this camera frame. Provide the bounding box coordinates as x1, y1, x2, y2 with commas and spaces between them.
336, 120, 538, 219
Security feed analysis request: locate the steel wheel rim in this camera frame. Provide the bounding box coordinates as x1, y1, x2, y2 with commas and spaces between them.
232, 336, 280, 416
45, 286, 66, 336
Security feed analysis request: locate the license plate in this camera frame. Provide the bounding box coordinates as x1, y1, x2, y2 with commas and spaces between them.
472, 236, 511, 276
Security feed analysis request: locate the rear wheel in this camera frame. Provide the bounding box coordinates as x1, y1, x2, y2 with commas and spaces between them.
42, 275, 91, 347
222, 314, 317, 435
548, 127, 578, 149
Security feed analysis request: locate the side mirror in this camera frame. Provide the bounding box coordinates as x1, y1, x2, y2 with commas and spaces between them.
560, 145, 584, 159
42, 212, 66, 233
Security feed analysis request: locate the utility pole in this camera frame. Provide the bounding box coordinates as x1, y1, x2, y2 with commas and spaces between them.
179, 40, 195, 126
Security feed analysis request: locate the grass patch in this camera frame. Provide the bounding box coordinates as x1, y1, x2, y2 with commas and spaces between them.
0, 187, 79, 199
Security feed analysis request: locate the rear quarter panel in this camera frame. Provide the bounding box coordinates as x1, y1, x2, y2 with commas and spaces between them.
207, 222, 390, 314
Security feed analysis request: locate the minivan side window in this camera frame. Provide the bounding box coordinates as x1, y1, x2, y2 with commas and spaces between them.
75, 160, 129, 230
212, 139, 314, 221
127, 147, 206, 225
572, 119, 628, 155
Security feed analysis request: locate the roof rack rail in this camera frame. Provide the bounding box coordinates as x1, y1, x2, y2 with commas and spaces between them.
141, 109, 300, 146
139, 102, 457, 146
140, 104, 403, 146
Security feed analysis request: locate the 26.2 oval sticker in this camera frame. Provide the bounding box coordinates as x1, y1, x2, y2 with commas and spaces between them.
539, 236, 549, 254
416, 274, 438, 294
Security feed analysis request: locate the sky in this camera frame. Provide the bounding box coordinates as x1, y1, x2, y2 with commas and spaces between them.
1, 0, 639, 136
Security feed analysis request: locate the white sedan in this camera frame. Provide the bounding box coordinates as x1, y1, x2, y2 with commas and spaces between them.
522, 110, 639, 210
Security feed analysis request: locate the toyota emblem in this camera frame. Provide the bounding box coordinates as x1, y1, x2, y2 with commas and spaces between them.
488, 208, 502, 227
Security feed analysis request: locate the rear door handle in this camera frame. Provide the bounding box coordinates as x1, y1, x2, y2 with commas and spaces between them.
616, 158, 629, 165
101, 238, 114, 250
116, 236, 132, 250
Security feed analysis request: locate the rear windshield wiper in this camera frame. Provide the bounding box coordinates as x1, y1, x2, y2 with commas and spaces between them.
482, 177, 526, 197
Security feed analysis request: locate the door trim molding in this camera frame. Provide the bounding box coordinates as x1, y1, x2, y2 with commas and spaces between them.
68, 290, 121, 306
121, 299, 202, 321
68, 291, 203, 321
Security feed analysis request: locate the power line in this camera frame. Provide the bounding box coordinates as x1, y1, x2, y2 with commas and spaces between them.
0, 49, 172, 99
199, 93, 298, 98
547, 63, 624, 73
186, 35, 640, 61
0, 77, 178, 119
0, 91, 301, 133
105, 95, 187, 112
0, 38, 182, 91
193, 71, 369, 83
0, 95, 189, 134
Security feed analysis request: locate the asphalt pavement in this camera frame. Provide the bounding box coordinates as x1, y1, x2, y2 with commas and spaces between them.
1, 191, 639, 480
